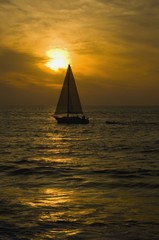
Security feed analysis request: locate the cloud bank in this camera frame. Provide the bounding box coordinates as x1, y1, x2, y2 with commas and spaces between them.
0, 0, 159, 105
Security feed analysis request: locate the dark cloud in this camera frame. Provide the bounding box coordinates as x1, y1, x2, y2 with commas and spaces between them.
0, 47, 47, 86
98, 0, 159, 9
0, 47, 41, 74
0, 47, 62, 105
0, 47, 58, 86
0, 0, 12, 4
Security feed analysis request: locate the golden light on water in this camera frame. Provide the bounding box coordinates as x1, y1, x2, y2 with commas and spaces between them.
45, 48, 70, 71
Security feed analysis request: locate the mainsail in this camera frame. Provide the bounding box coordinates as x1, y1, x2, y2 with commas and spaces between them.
55, 65, 83, 115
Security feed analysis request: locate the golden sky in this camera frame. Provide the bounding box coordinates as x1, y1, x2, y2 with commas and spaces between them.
0, 0, 159, 106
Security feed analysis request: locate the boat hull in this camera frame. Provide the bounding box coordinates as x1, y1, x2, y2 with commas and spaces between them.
54, 116, 89, 124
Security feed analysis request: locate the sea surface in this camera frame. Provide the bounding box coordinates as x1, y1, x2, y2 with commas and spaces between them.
0, 106, 159, 240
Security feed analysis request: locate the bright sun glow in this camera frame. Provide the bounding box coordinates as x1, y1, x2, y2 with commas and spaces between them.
45, 48, 70, 71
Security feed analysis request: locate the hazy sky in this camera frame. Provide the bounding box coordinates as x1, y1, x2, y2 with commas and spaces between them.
0, 0, 159, 106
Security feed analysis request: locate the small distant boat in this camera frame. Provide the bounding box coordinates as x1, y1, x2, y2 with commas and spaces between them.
54, 64, 89, 124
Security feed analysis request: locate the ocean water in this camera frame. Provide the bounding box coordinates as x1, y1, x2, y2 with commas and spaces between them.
0, 106, 159, 240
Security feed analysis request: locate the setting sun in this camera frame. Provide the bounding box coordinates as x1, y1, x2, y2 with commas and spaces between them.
45, 48, 70, 71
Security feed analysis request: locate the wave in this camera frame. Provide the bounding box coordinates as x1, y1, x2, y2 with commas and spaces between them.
92, 168, 159, 177
105, 120, 159, 126
8, 167, 61, 176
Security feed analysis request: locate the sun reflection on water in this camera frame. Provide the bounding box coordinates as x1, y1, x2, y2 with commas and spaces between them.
19, 187, 84, 238
23, 188, 73, 208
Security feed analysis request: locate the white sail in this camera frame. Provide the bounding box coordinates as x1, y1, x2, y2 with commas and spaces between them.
55, 65, 83, 115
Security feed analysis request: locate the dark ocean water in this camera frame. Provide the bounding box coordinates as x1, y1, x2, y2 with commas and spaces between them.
0, 106, 159, 240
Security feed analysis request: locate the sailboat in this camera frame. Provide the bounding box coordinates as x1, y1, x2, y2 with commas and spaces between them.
54, 64, 89, 124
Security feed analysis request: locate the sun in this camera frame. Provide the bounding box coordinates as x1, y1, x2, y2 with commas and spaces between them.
45, 48, 70, 71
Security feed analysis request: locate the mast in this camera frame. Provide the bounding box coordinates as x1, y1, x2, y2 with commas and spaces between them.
67, 65, 70, 117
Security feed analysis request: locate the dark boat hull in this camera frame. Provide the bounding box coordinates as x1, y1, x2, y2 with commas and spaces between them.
54, 116, 89, 124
